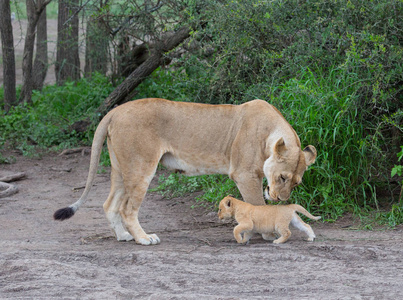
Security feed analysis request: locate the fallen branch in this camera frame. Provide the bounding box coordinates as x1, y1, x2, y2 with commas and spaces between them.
98, 26, 192, 114
0, 172, 26, 183
58, 147, 91, 156
50, 167, 72, 172
0, 182, 18, 198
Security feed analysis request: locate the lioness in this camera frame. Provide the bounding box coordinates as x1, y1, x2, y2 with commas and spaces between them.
218, 196, 321, 244
54, 98, 317, 245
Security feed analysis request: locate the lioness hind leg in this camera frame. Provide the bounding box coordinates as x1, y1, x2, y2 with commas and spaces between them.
291, 214, 316, 241
119, 171, 160, 246
103, 167, 133, 242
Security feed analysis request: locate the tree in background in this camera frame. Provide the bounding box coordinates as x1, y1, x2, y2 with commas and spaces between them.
0, 0, 17, 111
56, 0, 80, 85
33, 0, 49, 91
20, 0, 52, 103
84, 1, 110, 76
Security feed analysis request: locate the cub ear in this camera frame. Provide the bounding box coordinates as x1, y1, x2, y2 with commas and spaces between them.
273, 137, 287, 161
226, 198, 231, 207
303, 145, 317, 166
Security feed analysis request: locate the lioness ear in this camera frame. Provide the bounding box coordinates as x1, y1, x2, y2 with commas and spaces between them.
273, 137, 287, 161
303, 145, 317, 166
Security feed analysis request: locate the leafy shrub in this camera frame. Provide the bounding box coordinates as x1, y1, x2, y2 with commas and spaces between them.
142, 0, 402, 223
0, 73, 114, 153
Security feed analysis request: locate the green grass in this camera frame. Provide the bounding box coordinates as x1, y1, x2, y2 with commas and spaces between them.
1, 67, 401, 227
151, 172, 241, 204
140, 66, 402, 227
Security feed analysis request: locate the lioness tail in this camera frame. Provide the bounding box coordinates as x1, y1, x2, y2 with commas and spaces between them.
53, 111, 114, 221
291, 204, 321, 221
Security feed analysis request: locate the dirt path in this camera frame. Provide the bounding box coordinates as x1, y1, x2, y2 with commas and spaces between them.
0, 152, 402, 299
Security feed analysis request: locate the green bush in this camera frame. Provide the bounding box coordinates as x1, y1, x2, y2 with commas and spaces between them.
0, 73, 114, 154
141, 0, 402, 224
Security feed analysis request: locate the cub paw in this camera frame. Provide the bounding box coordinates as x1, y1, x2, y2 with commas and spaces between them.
137, 234, 161, 245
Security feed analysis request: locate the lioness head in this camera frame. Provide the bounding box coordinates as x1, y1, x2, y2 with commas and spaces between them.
263, 138, 317, 201
218, 196, 235, 220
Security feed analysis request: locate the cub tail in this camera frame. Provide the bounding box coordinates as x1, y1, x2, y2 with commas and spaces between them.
53, 111, 114, 221
291, 204, 321, 221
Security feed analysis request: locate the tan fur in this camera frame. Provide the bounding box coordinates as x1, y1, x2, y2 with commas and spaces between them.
55, 98, 317, 245
218, 196, 321, 244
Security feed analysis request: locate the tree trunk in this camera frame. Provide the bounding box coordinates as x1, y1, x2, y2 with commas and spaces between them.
33, 1, 48, 91
56, 0, 80, 85
70, 26, 191, 132
20, 0, 51, 103
98, 26, 191, 114
19, 0, 38, 103
0, 0, 17, 111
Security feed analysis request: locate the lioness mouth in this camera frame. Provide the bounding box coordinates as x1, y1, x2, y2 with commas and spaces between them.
264, 186, 280, 202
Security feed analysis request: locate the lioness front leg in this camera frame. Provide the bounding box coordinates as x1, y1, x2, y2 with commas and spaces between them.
231, 173, 265, 205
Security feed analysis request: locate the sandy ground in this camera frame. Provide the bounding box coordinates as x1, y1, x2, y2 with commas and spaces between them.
0, 151, 402, 299
2, 16, 402, 300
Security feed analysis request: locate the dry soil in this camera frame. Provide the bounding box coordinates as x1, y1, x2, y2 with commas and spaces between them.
0, 151, 402, 299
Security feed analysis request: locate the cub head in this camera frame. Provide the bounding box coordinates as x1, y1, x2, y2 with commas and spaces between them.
263, 137, 317, 201
218, 196, 235, 220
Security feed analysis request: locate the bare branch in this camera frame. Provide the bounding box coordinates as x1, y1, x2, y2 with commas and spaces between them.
111, 2, 165, 37
63, 0, 91, 26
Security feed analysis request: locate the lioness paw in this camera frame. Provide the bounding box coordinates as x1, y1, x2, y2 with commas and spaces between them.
116, 232, 134, 242
137, 234, 160, 245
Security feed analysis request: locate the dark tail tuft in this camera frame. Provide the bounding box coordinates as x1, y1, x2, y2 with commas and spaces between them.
53, 207, 75, 221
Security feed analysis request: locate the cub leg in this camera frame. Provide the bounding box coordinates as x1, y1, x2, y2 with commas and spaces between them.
291, 214, 316, 241
241, 231, 254, 244
103, 167, 133, 241
233, 221, 254, 244
273, 225, 291, 244
262, 232, 277, 241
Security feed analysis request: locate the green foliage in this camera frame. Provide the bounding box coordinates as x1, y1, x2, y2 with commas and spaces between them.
2, 0, 402, 226
391, 146, 403, 179
151, 172, 240, 204
0, 152, 16, 164
143, 0, 402, 225
0, 73, 114, 154
391, 146, 403, 202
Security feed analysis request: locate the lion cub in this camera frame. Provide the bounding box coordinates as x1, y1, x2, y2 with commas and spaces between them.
218, 196, 321, 244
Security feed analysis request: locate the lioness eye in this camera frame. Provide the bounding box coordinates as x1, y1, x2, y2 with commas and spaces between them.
280, 175, 286, 183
